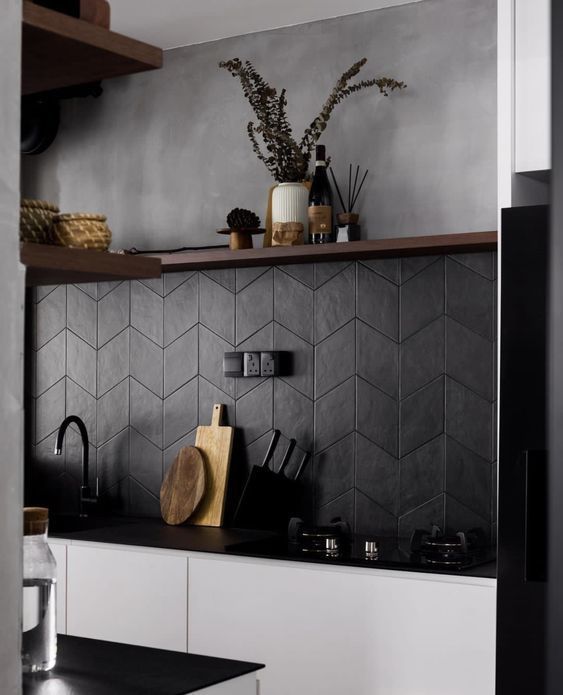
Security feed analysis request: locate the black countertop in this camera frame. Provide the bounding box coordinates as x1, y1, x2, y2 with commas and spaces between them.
23, 634, 263, 695
49, 515, 496, 579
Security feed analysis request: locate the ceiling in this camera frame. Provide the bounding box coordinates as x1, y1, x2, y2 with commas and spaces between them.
110, 0, 422, 50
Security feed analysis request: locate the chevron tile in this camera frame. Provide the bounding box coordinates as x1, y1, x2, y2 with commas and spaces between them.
163, 377, 198, 448
356, 433, 399, 516
399, 435, 444, 515
164, 274, 198, 346
236, 269, 273, 345
315, 264, 355, 343
199, 273, 235, 344
400, 258, 444, 341
356, 320, 398, 399
35, 330, 66, 397
314, 377, 354, 453
130, 428, 163, 496
355, 490, 397, 536
398, 494, 445, 539
445, 376, 492, 460
34, 285, 67, 349
274, 268, 313, 344
97, 378, 129, 446
131, 281, 163, 347
313, 433, 355, 508
67, 285, 96, 348
130, 327, 163, 398
130, 377, 162, 448
66, 330, 95, 397
97, 428, 129, 491
27, 253, 498, 536
316, 321, 356, 399
98, 282, 130, 348
357, 264, 398, 341
164, 326, 198, 398
236, 379, 273, 447
98, 328, 130, 398
356, 377, 398, 457
445, 257, 494, 340
400, 376, 444, 457
66, 377, 96, 445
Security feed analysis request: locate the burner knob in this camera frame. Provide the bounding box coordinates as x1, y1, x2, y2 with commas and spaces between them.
325, 538, 339, 556
365, 540, 379, 559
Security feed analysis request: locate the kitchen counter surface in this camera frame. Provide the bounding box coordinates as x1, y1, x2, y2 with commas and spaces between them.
50, 515, 496, 579
22, 634, 263, 695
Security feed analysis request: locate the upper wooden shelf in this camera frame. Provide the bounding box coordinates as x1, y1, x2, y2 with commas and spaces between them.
21, 243, 161, 286
22, 1, 163, 95
154, 231, 498, 272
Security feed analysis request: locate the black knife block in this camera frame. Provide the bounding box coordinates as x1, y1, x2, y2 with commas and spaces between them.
233, 468, 298, 532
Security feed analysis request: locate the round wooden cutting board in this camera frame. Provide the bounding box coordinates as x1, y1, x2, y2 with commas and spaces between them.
160, 446, 206, 525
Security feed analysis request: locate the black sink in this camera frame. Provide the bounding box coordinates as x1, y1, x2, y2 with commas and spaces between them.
50, 514, 132, 534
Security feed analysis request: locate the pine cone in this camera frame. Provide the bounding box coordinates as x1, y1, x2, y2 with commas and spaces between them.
226, 208, 261, 229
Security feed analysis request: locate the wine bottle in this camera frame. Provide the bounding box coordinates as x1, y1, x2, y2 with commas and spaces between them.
308, 144, 334, 244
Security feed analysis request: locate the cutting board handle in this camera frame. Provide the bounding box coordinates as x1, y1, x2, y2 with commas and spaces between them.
211, 403, 225, 427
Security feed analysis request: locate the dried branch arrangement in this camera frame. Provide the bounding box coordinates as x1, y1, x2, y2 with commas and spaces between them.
219, 58, 406, 183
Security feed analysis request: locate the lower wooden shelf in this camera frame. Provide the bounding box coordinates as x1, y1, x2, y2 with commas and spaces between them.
21, 243, 161, 286
154, 231, 498, 272
20, 232, 498, 286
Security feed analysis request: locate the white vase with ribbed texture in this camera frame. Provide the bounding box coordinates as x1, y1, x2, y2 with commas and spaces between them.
271, 183, 309, 240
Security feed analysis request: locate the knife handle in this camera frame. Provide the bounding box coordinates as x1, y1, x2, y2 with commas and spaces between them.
295, 451, 311, 480
278, 439, 297, 476
262, 430, 281, 469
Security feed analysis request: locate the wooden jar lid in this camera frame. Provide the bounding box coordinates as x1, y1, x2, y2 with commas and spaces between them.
24, 507, 49, 535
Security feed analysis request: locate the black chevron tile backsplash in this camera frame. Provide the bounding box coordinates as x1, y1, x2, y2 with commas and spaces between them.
26, 253, 497, 540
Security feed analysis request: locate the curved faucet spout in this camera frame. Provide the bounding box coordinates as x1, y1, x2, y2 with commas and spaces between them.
54, 415, 96, 515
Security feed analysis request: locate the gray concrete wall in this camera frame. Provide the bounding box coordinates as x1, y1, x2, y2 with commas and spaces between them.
0, 0, 25, 692
22, 0, 497, 249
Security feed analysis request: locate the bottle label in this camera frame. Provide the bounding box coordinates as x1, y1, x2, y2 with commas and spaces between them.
308, 206, 332, 236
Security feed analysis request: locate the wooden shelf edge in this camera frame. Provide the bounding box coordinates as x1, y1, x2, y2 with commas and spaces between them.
21, 243, 162, 286
155, 231, 498, 272
22, 1, 163, 95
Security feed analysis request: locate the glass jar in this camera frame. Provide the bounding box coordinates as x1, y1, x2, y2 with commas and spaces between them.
22, 507, 57, 673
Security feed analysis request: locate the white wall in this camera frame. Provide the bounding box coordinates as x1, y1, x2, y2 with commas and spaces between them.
0, 0, 25, 692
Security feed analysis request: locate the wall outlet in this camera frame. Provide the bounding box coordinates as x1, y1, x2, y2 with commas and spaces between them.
260, 351, 280, 377
223, 352, 243, 377
243, 352, 261, 377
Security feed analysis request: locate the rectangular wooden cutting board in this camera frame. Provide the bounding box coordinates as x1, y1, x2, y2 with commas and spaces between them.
189, 404, 234, 527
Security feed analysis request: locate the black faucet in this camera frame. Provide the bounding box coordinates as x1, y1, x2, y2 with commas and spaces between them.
54, 415, 98, 517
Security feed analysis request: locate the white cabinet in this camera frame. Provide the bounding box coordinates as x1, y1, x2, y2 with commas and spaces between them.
66, 543, 188, 651
514, 0, 551, 172
188, 554, 496, 695
49, 538, 67, 635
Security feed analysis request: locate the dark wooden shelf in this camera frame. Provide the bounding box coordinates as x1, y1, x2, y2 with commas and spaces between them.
22, 1, 163, 95
21, 232, 497, 286
154, 231, 498, 272
21, 243, 161, 286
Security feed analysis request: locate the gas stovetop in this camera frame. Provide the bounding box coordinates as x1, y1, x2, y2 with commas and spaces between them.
226, 522, 496, 574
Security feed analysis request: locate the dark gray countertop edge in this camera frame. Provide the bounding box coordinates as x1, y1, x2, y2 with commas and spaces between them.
49, 516, 497, 579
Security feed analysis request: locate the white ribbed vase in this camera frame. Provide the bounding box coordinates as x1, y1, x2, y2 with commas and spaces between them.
271, 183, 309, 236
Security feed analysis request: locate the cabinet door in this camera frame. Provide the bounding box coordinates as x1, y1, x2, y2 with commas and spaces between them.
49, 539, 67, 635
514, 0, 551, 172
67, 544, 188, 651
189, 555, 496, 695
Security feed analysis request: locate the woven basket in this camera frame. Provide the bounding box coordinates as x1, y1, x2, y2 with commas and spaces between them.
20, 199, 60, 244
51, 213, 112, 250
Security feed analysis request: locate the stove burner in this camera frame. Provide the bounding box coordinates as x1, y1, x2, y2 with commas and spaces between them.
289, 518, 350, 558
410, 525, 488, 568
